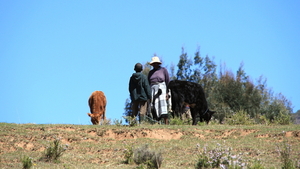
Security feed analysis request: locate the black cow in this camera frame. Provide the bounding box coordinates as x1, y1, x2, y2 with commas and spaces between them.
168, 80, 215, 125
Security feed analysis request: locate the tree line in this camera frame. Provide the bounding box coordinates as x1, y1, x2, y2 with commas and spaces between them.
125, 47, 297, 125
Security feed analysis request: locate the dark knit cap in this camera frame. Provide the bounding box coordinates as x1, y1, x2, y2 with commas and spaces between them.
134, 63, 143, 72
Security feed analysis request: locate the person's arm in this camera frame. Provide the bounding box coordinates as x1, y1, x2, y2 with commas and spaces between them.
129, 76, 134, 94
143, 75, 152, 100
163, 68, 170, 92
148, 70, 153, 85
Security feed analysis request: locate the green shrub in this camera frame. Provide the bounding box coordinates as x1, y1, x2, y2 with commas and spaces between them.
274, 111, 291, 125
195, 153, 210, 168
169, 115, 193, 125
123, 116, 138, 127
247, 160, 265, 169
226, 110, 255, 125
169, 117, 184, 125
197, 121, 206, 126
21, 155, 33, 169
133, 144, 163, 169
256, 115, 271, 125
113, 118, 123, 126
123, 145, 134, 164
40, 139, 67, 163
124, 144, 163, 168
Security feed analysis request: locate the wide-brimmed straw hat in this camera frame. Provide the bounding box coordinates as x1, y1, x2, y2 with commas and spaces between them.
150, 56, 162, 65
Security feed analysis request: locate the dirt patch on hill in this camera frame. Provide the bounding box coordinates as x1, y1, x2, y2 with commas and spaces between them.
255, 130, 300, 138
84, 128, 264, 141
1, 125, 299, 153
87, 128, 183, 140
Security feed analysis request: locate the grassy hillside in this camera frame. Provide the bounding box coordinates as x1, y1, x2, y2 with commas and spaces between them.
0, 123, 299, 168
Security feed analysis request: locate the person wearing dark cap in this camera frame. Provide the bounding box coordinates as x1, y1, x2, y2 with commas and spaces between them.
129, 63, 152, 123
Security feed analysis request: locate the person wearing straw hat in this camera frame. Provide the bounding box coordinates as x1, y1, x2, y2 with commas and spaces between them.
148, 56, 170, 124
129, 63, 152, 123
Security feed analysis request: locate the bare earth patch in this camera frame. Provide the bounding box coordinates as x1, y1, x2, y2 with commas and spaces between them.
93, 129, 184, 140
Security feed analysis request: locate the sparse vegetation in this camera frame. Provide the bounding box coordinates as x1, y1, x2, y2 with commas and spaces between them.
21, 155, 33, 169
123, 145, 134, 164
40, 138, 67, 163
123, 116, 138, 126
0, 123, 299, 168
169, 117, 185, 125
247, 160, 265, 169
195, 142, 247, 169
226, 110, 255, 125
276, 139, 299, 169
132, 144, 163, 169
123, 143, 163, 168
113, 119, 123, 126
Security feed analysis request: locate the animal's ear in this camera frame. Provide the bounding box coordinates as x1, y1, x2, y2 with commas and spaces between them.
87, 113, 94, 117
189, 103, 196, 108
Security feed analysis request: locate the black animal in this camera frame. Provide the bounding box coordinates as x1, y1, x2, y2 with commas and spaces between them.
168, 80, 215, 125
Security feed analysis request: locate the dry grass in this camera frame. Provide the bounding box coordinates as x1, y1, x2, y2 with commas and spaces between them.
0, 123, 299, 168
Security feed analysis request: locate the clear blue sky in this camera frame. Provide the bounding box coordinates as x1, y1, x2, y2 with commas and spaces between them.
1, 1, 299, 124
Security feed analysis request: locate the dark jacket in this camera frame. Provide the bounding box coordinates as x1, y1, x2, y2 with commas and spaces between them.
129, 72, 151, 101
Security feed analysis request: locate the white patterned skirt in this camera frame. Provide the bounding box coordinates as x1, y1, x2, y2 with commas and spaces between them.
151, 82, 168, 119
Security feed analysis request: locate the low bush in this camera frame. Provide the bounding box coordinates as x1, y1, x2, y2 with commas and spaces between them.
247, 160, 265, 169
113, 118, 123, 126
256, 115, 271, 125
274, 111, 291, 125
40, 139, 67, 163
123, 116, 138, 127
123, 145, 134, 164
21, 155, 33, 169
226, 110, 255, 125
169, 117, 184, 125
133, 144, 163, 169
124, 144, 163, 169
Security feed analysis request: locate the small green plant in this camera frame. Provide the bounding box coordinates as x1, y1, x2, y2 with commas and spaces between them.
123, 145, 134, 164
113, 118, 123, 126
195, 153, 210, 168
169, 117, 184, 125
40, 139, 67, 163
21, 155, 33, 169
247, 159, 265, 169
197, 121, 206, 126
169, 116, 193, 125
276, 139, 296, 169
123, 116, 138, 126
